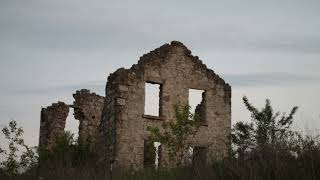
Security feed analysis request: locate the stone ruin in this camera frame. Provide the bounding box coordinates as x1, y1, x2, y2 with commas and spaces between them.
72, 89, 105, 144
39, 102, 69, 151
39, 89, 105, 151
39, 41, 231, 170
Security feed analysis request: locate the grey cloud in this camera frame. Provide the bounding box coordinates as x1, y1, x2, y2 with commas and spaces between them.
0, 105, 9, 112
3, 73, 320, 97
223, 72, 320, 87
3, 81, 105, 96
1, 0, 320, 53
1, 0, 320, 147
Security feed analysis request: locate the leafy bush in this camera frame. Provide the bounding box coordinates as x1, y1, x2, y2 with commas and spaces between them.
147, 104, 201, 166
0, 120, 38, 176
232, 96, 299, 159
230, 96, 320, 179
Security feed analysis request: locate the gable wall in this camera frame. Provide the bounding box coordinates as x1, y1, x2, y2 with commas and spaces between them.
100, 41, 231, 170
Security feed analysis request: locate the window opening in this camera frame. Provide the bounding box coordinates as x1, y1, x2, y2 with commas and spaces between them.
64, 108, 79, 139
145, 82, 162, 117
144, 140, 162, 169
189, 89, 206, 123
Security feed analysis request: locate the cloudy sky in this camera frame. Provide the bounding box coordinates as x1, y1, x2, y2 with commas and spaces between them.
0, 0, 320, 147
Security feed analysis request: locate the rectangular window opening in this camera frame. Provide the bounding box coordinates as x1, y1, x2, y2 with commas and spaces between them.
144, 140, 162, 169
189, 89, 206, 124
144, 82, 162, 117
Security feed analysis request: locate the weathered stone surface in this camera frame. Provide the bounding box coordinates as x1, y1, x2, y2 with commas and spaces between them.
116, 98, 126, 106
38, 41, 232, 171
39, 89, 105, 151
39, 102, 69, 150
99, 41, 232, 170
73, 89, 105, 146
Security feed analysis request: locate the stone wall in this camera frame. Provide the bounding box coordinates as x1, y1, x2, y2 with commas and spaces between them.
38, 41, 232, 171
39, 90, 105, 151
73, 89, 105, 145
99, 41, 232, 170
39, 102, 69, 150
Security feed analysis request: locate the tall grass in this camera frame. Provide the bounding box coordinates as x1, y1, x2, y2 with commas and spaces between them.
2, 134, 320, 180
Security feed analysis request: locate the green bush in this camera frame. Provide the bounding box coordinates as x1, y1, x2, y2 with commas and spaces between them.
147, 104, 201, 166
0, 120, 38, 176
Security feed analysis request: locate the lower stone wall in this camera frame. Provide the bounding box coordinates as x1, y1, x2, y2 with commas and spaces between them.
73, 89, 105, 147
39, 102, 69, 150
98, 41, 232, 170
39, 89, 105, 152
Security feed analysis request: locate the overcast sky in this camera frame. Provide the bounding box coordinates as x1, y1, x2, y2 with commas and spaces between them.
1, 0, 320, 147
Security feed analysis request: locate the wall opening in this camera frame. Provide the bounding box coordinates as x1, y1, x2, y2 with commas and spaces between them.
144, 82, 162, 117
144, 140, 162, 169
185, 146, 194, 165
192, 146, 207, 167
64, 108, 79, 139
189, 89, 206, 123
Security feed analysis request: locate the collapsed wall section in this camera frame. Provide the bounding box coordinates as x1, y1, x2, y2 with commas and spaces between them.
73, 89, 105, 145
39, 102, 69, 150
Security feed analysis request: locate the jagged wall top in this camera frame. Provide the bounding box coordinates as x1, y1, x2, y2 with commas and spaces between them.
107, 41, 231, 93
74, 89, 103, 97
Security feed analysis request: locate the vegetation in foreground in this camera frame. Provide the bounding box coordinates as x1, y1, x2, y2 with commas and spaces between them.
1, 97, 320, 180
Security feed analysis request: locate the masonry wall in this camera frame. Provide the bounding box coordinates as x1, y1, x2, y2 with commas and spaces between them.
73, 89, 105, 146
39, 90, 105, 152
100, 41, 232, 170
39, 102, 69, 150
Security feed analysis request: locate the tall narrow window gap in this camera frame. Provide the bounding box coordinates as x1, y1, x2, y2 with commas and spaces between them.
144, 140, 162, 169
144, 82, 161, 117
64, 108, 79, 139
189, 89, 206, 123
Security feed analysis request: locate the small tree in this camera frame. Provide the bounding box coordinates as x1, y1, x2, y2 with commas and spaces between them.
232, 96, 298, 159
147, 104, 201, 167
0, 120, 38, 176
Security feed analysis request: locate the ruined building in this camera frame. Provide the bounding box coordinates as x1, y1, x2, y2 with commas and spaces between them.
39, 102, 69, 150
39, 41, 231, 170
39, 90, 105, 150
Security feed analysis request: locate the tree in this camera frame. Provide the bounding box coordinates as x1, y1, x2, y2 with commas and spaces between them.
232, 96, 298, 159
147, 104, 201, 167
0, 120, 38, 176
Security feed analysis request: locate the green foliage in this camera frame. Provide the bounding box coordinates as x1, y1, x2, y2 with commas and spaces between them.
147, 104, 201, 166
232, 96, 299, 159
227, 96, 320, 179
0, 120, 38, 176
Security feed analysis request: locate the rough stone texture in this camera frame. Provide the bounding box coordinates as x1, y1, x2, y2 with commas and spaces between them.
39, 90, 105, 151
99, 41, 232, 170
73, 89, 105, 145
38, 41, 232, 170
39, 102, 69, 150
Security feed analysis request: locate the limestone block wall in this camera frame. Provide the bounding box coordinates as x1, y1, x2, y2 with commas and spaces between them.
100, 41, 232, 170
97, 68, 134, 168
73, 89, 105, 144
39, 102, 69, 150
39, 89, 105, 152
